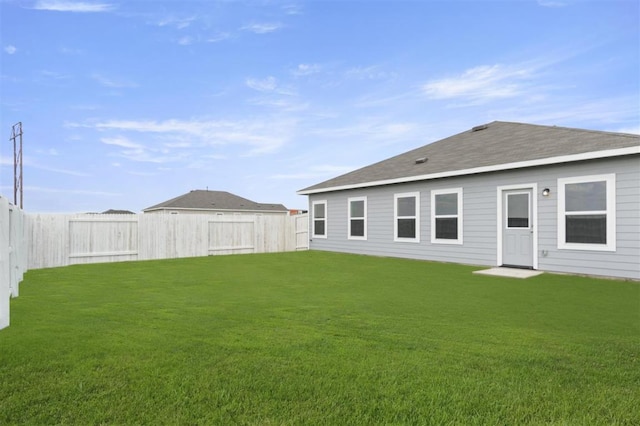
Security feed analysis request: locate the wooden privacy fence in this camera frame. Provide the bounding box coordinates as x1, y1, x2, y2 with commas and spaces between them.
1, 196, 27, 329
26, 213, 310, 270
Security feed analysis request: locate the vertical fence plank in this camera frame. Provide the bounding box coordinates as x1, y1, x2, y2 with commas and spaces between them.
1, 196, 27, 330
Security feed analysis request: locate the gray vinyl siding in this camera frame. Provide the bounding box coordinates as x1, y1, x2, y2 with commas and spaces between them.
308, 155, 640, 280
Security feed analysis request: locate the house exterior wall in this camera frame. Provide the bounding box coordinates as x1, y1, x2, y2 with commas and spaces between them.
308, 155, 639, 280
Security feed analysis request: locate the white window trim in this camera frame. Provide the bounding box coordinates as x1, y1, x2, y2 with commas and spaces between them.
394, 192, 420, 243
312, 200, 328, 239
431, 188, 463, 245
557, 174, 616, 252
347, 196, 367, 241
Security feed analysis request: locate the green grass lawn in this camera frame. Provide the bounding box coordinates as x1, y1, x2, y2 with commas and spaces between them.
1, 251, 638, 425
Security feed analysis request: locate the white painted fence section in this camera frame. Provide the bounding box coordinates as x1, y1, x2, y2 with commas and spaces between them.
26, 213, 309, 269
1, 196, 27, 329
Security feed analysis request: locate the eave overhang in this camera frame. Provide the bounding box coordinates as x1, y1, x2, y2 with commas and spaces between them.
297, 146, 640, 195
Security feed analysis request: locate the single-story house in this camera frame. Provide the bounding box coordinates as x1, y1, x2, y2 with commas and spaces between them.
143, 190, 289, 216
101, 209, 136, 214
297, 121, 640, 280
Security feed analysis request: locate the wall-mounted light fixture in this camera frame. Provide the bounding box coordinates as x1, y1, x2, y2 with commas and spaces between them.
542, 188, 551, 197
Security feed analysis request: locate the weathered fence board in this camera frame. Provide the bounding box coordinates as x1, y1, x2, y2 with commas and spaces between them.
26, 213, 309, 269
1, 196, 27, 329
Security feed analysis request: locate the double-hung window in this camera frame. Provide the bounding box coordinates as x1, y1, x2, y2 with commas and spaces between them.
558, 174, 615, 251
431, 188, 463, 244
312, 200, 327, 238
394, 192, 420, 242
348, 196, 367, 240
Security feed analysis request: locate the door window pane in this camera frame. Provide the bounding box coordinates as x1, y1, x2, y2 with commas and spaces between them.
507, 193, 529, 228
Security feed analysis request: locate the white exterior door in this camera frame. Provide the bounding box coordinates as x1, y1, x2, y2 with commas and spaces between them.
502, 189, 534, 268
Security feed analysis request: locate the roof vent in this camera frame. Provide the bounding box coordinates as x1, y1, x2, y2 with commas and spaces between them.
415, 157, 428, 164
471, 124, 488, 132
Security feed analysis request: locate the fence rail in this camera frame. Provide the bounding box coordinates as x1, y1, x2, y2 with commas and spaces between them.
26, 213, 309, 270
1, 196, 27, 329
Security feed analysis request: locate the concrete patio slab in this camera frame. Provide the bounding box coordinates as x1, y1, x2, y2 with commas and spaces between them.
473, 267, 544, 279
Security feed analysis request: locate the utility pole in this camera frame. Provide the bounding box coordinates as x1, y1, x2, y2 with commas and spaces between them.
10, 122, 23, 209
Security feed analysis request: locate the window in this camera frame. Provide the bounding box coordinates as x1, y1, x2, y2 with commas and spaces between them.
348, 197, 367, 240
312, 200, 327, 238
431, 188, 463, 244
558, 174, 615, 251
506, 192, 530, 229
394, 192, 420, 242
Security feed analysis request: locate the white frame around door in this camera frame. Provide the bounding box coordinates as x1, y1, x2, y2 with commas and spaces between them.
496, 183, 538, 269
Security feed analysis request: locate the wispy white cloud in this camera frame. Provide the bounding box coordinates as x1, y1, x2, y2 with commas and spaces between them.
177, 36, 194, 46
33, 0, 115, 13
345, 65, 395, 81
26, 186, 120, 196
283, 4, 303, 15
101, 135, 180, 164
423, 64, 535, 103
156, 15, 196, 29
246, 76, 297, 96
246, 76, 278, 92
91, 73, 138, 88
292, 63, 321, 77
309, 119, 419, 144
35, 148, 59, 156
207, 32, 231, 43
59, 46, 84, 55
241, 22, 282, 34
4, 45, 17, 54
247, 97, 308, 112
85, 117, 295, 156
537, 0, 568, 7
24, 159, 91, 176
38, 70, 71, 80
100, 136, 144, 149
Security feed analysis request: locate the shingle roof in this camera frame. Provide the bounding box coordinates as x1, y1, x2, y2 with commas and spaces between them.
143, 190, 288, 212
298, 121, 640, 194
101, 209, 136, 214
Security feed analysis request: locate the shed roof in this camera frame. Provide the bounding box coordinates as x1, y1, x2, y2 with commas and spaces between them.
298, 121, 640, 194
143, 190, 288, 212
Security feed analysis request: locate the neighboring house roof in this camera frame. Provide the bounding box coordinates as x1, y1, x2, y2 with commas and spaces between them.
143, 190, 288, 213
102, 209, 135, 214
298, 121, 640, 195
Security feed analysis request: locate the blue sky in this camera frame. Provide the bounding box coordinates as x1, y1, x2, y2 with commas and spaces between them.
1, 0, 638, 213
